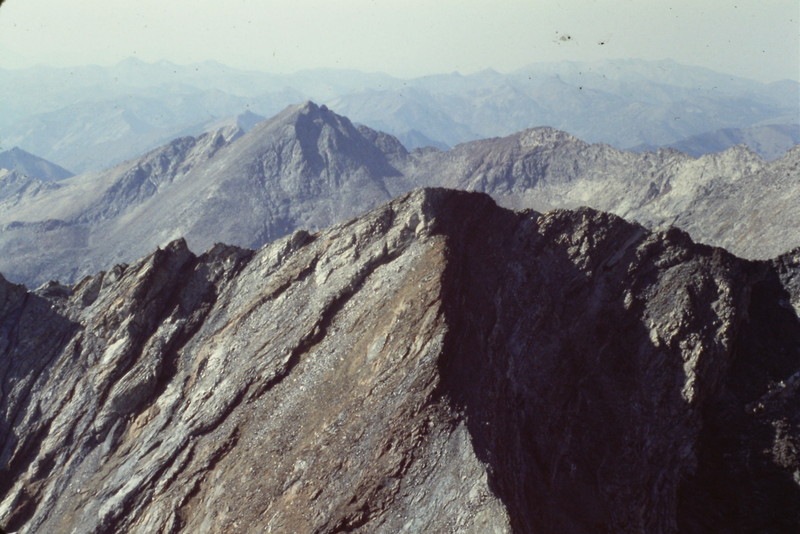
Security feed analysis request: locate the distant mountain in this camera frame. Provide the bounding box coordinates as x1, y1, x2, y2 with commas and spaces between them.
2, 58, 797, 172
1, 93, 294, 174
0, 102, 797, 287
101, 102, 409, 254
631, 123, 800, 160
2, 189, 799, 532
0, 103, 411, 285
0, 146, 73, 181
394, 129, 449, 150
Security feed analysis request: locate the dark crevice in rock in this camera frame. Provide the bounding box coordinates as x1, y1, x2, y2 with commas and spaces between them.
89, 243, 197, 429
171, 428, 240, 532
149, 245, 255, 408
3, 489, 35, 533
328, 502, 372, 533
172, 477, 203, 533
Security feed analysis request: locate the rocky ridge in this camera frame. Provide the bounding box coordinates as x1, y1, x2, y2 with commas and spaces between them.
1, 189, 799, 533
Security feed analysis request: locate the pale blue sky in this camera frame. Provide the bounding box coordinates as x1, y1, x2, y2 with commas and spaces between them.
0, 0, 797, 82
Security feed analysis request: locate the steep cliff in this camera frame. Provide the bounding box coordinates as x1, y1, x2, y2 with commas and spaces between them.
1, 189, 799, 533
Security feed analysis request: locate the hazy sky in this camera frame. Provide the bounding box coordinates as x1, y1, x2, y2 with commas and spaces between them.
0, 0, 797, 82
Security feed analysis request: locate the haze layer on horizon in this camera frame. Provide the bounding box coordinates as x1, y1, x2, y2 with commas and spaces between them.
0, 0, 798, 83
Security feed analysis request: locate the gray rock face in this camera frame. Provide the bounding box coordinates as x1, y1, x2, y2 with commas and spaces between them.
1, 189, 799, 533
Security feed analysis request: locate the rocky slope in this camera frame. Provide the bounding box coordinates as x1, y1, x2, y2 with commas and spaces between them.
0, 170, 61, 204
0, 123, 246, 286
1, 189, 799, 533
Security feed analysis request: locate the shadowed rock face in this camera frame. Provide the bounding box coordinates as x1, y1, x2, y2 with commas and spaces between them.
0, 189, 799, 533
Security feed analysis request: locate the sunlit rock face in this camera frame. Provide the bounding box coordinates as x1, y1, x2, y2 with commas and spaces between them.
1, 189, 799, 533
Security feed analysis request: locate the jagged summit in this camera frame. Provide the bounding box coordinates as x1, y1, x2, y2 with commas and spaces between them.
263, 100, 338, 126
229, 100, 399, 171
1, 188, 798, 532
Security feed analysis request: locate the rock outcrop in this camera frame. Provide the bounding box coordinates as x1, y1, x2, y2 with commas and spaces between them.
1, 189, 798, 533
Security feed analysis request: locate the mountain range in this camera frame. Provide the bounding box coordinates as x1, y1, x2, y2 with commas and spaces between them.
632, 123, 800, 161
2, 58, 797, 173
1, 189, 798, 533
0, 101, 798, 288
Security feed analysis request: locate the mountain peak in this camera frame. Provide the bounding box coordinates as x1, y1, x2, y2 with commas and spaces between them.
296, 99, 329, 115
516, 126, 584, 147
263, 100, 340, 130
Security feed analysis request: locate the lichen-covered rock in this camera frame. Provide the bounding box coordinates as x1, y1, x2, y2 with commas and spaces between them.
0, 189, 798, 533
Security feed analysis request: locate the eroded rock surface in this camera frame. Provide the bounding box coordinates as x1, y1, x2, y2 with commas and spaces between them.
1, 189, 799, 533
